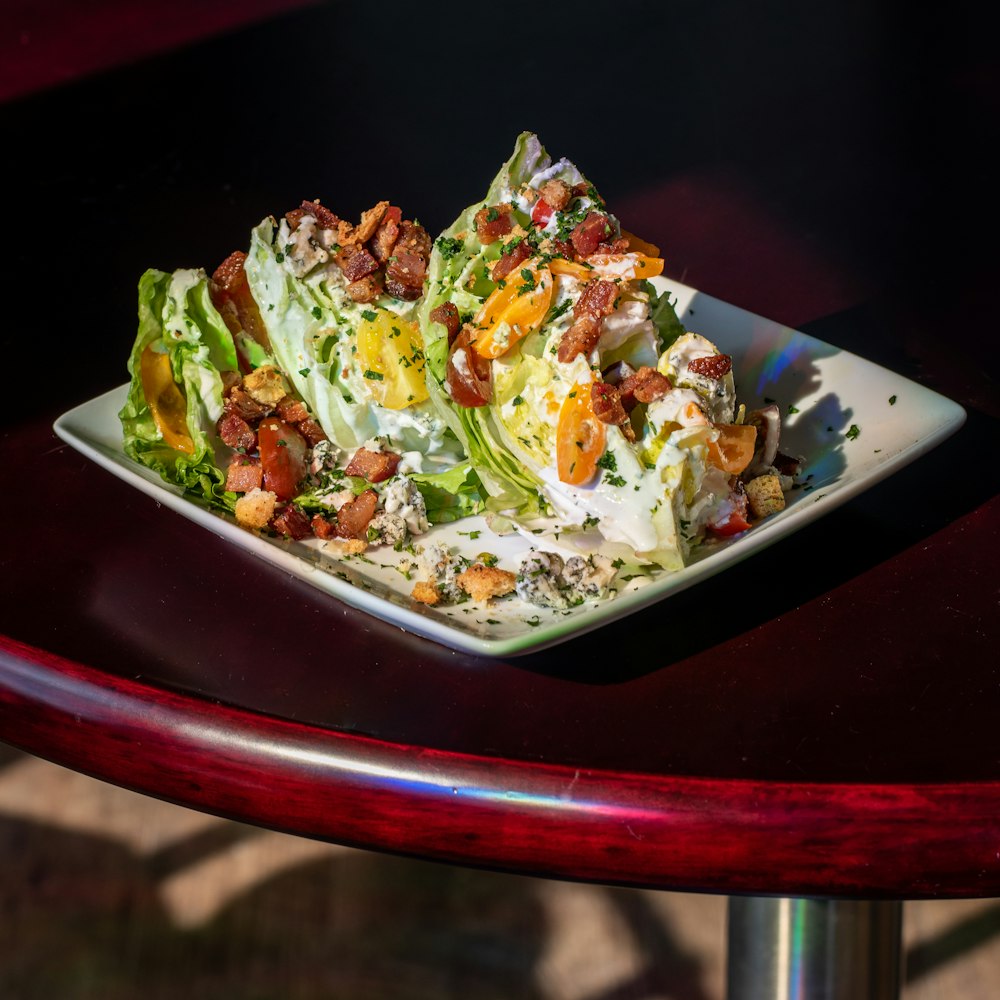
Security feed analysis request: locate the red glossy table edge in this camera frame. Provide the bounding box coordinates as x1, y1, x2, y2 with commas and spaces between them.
2, 633, 997, 901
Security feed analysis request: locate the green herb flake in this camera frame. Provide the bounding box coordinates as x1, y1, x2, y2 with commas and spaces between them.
846, 424, 861, 441
363, 370, 384, 381
889, 394, 897, 405
361, 309, 378, 322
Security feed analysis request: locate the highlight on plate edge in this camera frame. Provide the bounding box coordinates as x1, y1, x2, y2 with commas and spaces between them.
119, 132, 805, 621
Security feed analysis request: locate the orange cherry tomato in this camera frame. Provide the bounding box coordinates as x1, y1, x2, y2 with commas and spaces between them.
585, 253, 664, 279
556, 383, 607, 486
620, 230, 661, 257
707, 424, 757, 475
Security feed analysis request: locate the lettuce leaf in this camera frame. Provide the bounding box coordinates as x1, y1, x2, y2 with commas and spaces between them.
119, 268, 238, 511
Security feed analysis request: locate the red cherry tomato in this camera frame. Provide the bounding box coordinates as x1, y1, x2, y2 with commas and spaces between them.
257, 417, 308, 501
446, 328, 492, 407
531, 198, 554, 226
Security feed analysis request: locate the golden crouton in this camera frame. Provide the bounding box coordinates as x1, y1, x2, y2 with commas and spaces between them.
411, 581, 441, 605
329, 538, 368, 556
745, 475, 786, 518
456, 564, 517, 603
242, 365, 290, 407
235, 488, 277, 530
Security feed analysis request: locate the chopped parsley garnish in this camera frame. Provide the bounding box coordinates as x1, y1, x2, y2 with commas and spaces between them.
846, 424, 861, 440
512, 395, 524, 407
275, 252, 285, 263
299, 368, 310, 377
889, 394, 897, 405
605, 474, 626, 487
435, 236, 465, 260
311, 306, 322, 320
485, 207, 500, 223
543, 298, 572, 326
363, 370, 384, 381
361, 309, 378, 322
787, 404, 800, 415
596, 451, 617, 472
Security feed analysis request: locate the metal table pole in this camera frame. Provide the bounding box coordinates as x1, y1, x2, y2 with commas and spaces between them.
726, 896, 902, 1000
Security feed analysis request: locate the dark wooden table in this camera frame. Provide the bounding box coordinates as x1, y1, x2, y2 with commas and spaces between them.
2, 3, 996, 996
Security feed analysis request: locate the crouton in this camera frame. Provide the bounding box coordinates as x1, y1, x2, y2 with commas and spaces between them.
242, 365, 290, 407
745, 474, 786, 518
456, 564, 517, 603
235, 488, 277, 530
411, 581, 441, 605
329, 538, 368, 556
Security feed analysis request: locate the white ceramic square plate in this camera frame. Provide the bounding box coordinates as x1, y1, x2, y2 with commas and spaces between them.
54, 278, 966, 658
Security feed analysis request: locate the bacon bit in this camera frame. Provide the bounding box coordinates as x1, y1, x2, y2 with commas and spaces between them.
538, 179, 573, 211
557, 313, 602, 364
297, 418, 328, 446
557, 278, 620, 363
217, 411, 257, 451
346, 273, 383, 303
276, 396, 310, 424
384, 220, 431, 300
491, 238, 532, 282
285, 207, 307, 230
429, 302, 461, 345
310, 513, 339, 540
344, 446, 401, 483
395, 219, 432, 259
594, 237, 630, 254
299, 199, 341, 231
570, 212, 615, 257
618, 366, 672, 410
225, 455, 262, 493
271, 504, 313, 540
340, 247, 380, 282
475, 203, 515, 244
224, 386, 269, 422
576, 278, 619, 317
370, 205, 402, 263
335, 488, 378, 539
688, 354, 733, 379
591, 382, 629, 426
210, 251, 271, 356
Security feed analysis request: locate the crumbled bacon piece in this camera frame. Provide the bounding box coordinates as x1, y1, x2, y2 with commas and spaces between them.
271, 504, 312, 540
475, 203, 515, 244
276, 396, 309, 424
299, 199, 340, 231
538, 179, 572, 211
335, 488, 378, 539
576, 278, 619, 317
570, 211, 615, 257
346, 273, 383, 303
370, 205, 402, 263
591, 382, 629, 426
557, 278, 619, 363
491, 238, 532, 282
224, 386, 270, 422
298, 418, 328, 446
557, 314, 603, 364
345, 447, 401, 483
225, 456, 262, 493
595, 237, 630, 254
340, 247, 380, 282
217, 411, 257, 451
687, 354, 733, 379
311, 513, 339, 540
430, 302, 461, 344
386, 252, 426, 300
618, 366, 672, 410
210, 251, 271, 357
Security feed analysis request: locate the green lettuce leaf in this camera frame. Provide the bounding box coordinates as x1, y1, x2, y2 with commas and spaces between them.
119, 268, 239, 511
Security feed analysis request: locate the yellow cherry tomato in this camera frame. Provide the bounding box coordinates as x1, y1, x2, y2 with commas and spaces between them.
356, 311, 429, 410
556, 382, 607, 486
141, 346, 194, 454
472, 261, 554, 359
707, 423, 757, 474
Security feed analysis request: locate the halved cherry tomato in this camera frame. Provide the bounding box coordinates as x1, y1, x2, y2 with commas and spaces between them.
556, 383, 607, 486
472, 261, 554, 359
531, 198, 554, 226
707, 424, 757, 475
140, 346, 194, 454
620, 230, 661, 257
257, 417, 308, 501
446, 328, 492, 407
548, 257, 595, 281
355, 311, 429, 409
708, 489, 751, 536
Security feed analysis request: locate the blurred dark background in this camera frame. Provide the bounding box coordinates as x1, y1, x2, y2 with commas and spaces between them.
3, 0, 991, 417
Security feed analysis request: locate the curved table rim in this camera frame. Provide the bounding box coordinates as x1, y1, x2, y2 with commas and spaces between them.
1, 633, 997, 900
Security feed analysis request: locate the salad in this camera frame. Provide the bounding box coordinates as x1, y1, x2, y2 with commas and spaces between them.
120, 133, 799, 615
